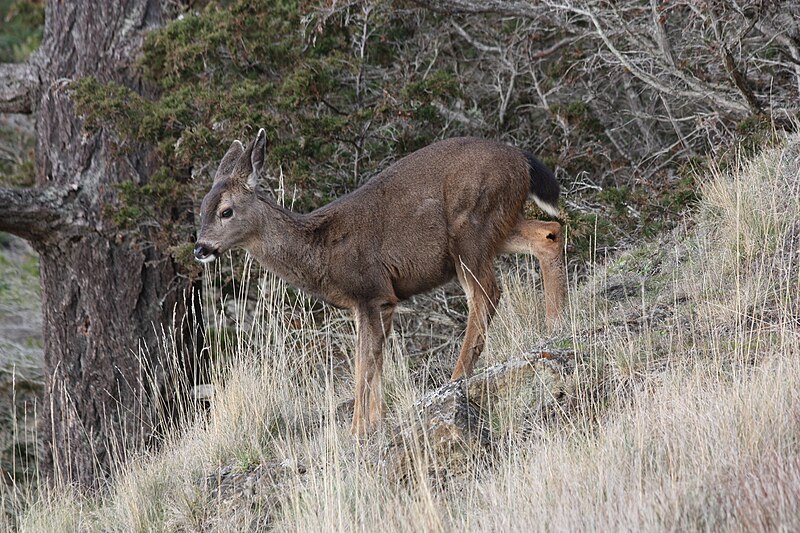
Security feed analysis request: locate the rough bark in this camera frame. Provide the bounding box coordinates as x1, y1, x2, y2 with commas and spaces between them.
0, 187, 77, 242
0, 62, 38, 114
0, 0, 205, 488
38, 233, 193, 484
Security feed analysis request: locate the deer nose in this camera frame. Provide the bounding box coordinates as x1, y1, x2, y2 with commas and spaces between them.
194, 244, 215, 262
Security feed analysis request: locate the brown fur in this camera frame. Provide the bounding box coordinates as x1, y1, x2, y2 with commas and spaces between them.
196, 132, 567, 435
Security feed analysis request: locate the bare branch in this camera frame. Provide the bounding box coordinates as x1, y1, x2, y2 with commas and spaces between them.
650, 0, 676, 67
451, 22, 504, 54
721, 46, 763, 115
623, 75, 656, 152
544, 1, 752, 115
530, 36, 577, 60
0, 63, 39, 114
752, 19, 800, 98
433, 101, 485, 128
411, 0, 535, 17
702, 4, 763, 115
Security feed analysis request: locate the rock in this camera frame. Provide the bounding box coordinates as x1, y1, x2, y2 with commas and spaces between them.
464, 349, 574, 410
384, 381, 490, 482
602, 279, 641, 302
198, 459, 306, 530
383, 349, 574, 482
191, 384, 215, 401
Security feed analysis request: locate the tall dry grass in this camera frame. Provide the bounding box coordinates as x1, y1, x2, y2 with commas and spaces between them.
8, 136, 800, 531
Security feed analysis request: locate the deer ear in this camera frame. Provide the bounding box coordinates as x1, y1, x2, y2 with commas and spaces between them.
247, 128, 267, 190
214, 139, 244, 184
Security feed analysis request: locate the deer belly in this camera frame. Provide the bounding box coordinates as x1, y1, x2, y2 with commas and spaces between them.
387, 252, 455, 300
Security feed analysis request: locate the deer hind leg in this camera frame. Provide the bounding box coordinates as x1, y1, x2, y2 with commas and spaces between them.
351, 301, 395, 436
450, 265, 501, 381
501, 219, 566, 328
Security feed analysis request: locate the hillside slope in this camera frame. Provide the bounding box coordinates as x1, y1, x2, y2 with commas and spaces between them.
12, 135, 800, 531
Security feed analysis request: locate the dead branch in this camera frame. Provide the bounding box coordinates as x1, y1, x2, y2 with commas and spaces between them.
411, 0, 536, 17
0, 186, 81, 243
544, 1, 752, 115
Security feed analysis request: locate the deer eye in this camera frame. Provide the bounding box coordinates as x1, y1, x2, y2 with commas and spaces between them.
220, 208, 233, 219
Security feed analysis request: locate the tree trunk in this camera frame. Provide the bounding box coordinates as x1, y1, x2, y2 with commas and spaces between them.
0, 0, 205, 488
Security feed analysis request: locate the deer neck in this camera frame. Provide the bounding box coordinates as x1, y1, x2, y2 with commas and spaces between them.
244, 198, 327, 296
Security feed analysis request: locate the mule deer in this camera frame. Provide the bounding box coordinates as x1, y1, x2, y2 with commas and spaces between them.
195, 129, 566, 435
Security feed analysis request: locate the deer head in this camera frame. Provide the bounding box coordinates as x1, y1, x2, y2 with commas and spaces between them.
194, 129, 268, 263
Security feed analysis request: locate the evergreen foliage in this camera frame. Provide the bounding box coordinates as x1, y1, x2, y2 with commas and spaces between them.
72, 0, 468, 265
0, 0, 43, 63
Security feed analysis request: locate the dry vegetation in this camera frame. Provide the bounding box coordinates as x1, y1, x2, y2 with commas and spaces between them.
2, 134, 797, 531
2, 0, 800, 527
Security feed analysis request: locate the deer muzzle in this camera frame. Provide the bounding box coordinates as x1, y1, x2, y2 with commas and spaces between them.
194, 243, 218, 263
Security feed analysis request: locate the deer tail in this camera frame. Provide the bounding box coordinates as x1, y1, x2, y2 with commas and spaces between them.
525, 152, 560, 217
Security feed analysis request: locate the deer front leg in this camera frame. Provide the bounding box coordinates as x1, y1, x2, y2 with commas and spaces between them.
351, 302, 395, 436
501, 219, 566, 328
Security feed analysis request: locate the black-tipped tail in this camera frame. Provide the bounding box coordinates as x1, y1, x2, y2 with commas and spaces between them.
525, 152, 560, 217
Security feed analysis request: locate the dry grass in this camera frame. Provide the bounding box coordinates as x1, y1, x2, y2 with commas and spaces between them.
8, 136, 800, 531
